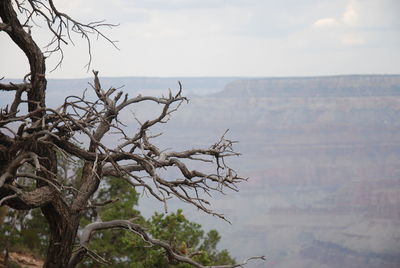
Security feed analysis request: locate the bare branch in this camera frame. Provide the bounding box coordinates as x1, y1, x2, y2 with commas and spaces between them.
0, 193, 17, 206
0, 22, 11, 32
13, 0, 119, 70
0, 152, 41, 188
1, 185, 55, 209
0, 81, 30, 91
69, 219, 264, 268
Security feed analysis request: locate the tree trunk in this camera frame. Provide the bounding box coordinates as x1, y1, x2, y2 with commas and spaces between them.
0, 0, 47, 118
0, 1, 79, 266
42, 206, 79, 268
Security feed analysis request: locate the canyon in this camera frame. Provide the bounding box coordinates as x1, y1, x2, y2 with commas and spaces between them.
3, 74, 399, 267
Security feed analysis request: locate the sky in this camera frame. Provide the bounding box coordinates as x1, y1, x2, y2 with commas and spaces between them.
1, 0, 399, 78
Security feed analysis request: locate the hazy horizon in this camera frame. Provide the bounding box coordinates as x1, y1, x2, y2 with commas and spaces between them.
5, 73, 400, 80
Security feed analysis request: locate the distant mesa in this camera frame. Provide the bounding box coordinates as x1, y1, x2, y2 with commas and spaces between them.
216, 74, 400, 98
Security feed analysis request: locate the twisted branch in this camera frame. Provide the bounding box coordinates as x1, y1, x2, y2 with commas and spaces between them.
69, 219, 265, 268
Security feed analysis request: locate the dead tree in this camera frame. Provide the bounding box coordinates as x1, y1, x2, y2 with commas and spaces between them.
0, 0, 264, 267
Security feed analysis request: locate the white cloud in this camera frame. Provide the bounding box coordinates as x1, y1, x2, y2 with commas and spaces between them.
341, 0, 359, 26
311, 0, 400, 48
342, 0, 400, 29
313, 18, 339, 28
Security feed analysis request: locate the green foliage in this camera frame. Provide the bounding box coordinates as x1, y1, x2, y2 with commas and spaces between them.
199, 230, 236, 266
1, 176, 235, 267
146, 210, 235, 268
80, 177, 235, 267
22, 208, 49, 255
0, 207, 21, 254
149, 210, 203, 252
78, 177, 147, 268
0, 206, 48, 258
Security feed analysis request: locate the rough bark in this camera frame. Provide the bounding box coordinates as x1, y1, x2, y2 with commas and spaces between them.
0, 0, 46, 116
0, 1, 75, 267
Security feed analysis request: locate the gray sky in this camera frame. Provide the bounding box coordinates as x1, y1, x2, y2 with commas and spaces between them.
1, 0, 399, 78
